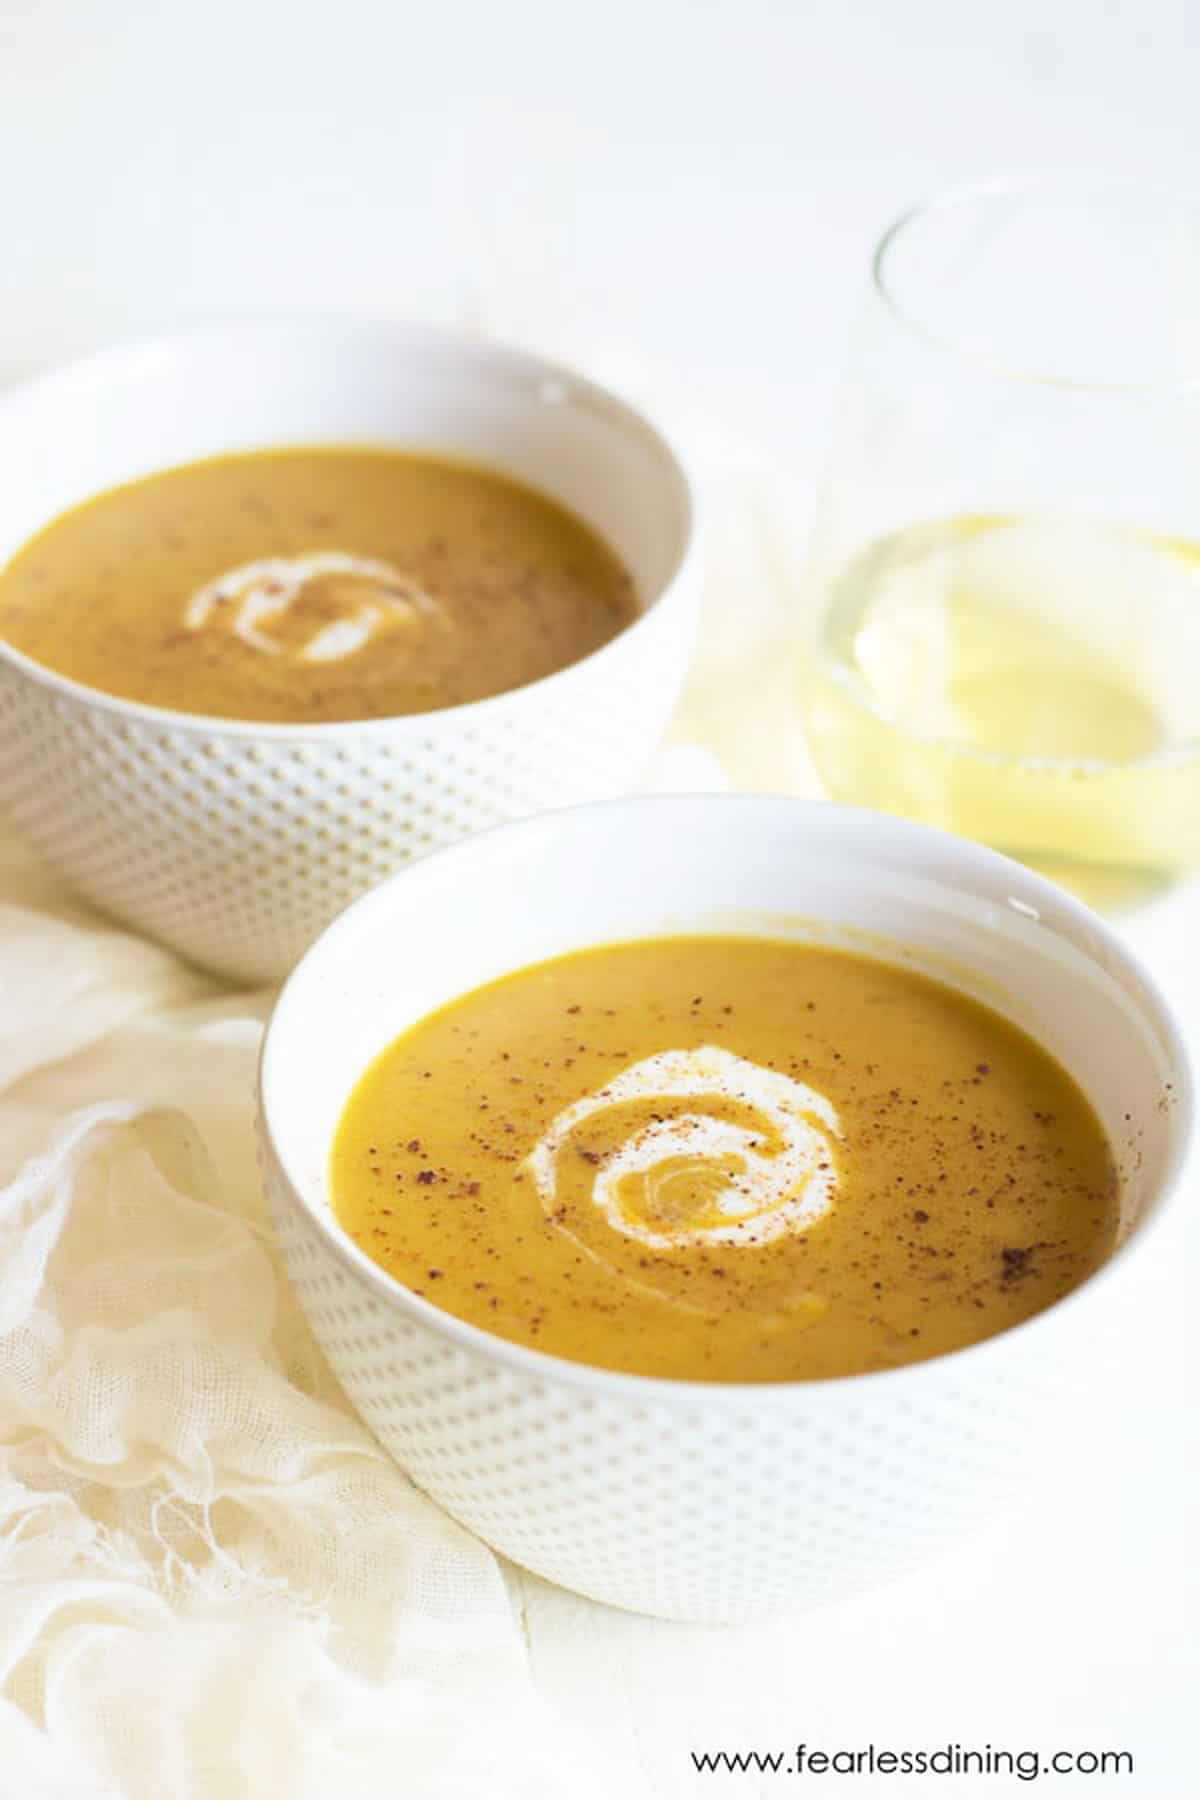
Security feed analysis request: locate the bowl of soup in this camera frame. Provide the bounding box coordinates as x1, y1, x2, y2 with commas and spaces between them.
258, 794, 1190, 1622
0, 319, 697, 981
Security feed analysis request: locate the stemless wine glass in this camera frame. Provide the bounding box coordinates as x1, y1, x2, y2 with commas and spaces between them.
799, 177, 1200, 904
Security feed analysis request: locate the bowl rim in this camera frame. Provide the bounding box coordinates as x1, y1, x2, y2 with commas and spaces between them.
258, 790, 1195, 1406
0, 312, 698, 739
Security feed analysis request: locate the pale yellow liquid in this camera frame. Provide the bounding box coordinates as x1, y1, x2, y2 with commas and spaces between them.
801, 516, 1200, 901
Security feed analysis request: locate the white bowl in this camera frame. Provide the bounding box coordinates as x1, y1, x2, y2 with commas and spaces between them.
0, 319, 698, 982
258, 794, 1191, 1623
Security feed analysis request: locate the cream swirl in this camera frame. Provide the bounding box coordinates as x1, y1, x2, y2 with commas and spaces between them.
183, 552, 443, 662
524, 1045, 840, 1250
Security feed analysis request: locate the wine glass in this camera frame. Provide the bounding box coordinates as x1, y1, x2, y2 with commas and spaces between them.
799, 177, 1200, 906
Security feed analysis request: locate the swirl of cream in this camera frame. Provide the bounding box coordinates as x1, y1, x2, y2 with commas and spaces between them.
183, 552, 443, 662
524, 1045, 840, 1250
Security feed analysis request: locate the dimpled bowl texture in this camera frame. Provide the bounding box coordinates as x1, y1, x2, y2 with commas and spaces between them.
258, 795, 1190, 1623
0, 320, 698, 982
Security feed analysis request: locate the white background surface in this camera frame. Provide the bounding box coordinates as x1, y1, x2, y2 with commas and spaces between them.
3, 2, 1199, 1795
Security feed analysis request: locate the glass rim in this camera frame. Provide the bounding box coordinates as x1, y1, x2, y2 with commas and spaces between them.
871, 173, 1200, 397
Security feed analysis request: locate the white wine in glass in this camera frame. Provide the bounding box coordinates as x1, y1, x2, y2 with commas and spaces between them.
801, 180, 1200, 902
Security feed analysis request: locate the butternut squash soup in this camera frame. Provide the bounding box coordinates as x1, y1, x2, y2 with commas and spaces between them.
0, 447, 638, 722
330, 936, 1119, 1382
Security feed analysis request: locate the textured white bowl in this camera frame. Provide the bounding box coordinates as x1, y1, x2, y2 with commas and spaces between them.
258, 794, 1191, 1623
0, 320, 698, 982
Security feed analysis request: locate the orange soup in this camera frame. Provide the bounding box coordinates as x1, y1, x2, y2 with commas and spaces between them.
330, 936, 1119, 1382
0, 447, 637, 722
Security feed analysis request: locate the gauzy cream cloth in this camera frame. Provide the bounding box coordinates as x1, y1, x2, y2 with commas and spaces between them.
0, 390, 814, 1797
0, 822, 625, 1799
